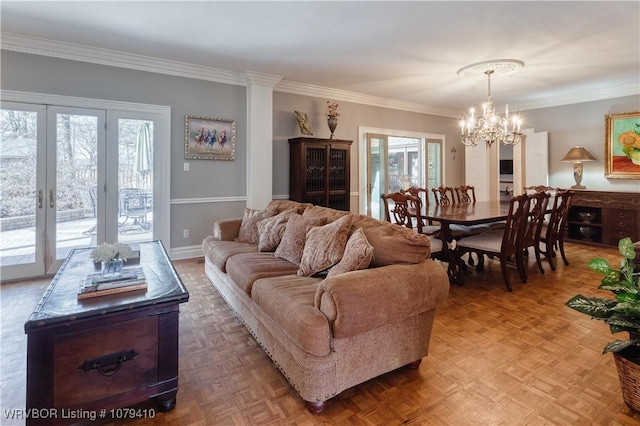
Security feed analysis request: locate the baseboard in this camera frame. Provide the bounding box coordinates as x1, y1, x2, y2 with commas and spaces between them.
170, 245, 203, 260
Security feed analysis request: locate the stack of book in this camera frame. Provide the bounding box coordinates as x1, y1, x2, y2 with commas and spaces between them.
78, 267, 147, 299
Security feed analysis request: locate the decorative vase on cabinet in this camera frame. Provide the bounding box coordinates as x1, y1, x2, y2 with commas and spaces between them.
288, 137, 352, 211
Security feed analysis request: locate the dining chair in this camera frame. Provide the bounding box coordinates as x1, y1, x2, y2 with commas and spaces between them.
400, 186, 438, 228
518, 191, 550, 280
538, 189, 574, 270
455, 194, 531, 291
432, 186, 456, 206
454, 185, 476, 204
380, 192, 442, 258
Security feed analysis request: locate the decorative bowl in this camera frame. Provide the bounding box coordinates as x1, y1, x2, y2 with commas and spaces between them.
579, 226, 596, 241
578, 211, 597, 223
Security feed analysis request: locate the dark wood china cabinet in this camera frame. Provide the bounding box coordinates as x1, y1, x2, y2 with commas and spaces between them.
288, 137, 352, 211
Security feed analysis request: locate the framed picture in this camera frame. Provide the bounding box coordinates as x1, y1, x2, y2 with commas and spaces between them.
605, 111, 640, 179
185, 115, 236, 160
294, 111, 314, 135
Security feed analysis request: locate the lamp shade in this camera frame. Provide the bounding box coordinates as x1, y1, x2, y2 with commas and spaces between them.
561, 146, 596, 162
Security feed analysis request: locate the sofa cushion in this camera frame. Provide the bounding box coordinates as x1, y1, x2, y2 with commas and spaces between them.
226, 252, 299, 294
236, 207, 278, 244
350, 214, 431, 266
257, 209, 297, 252
274, 214, 327, 265
202, 237, 258, 272
327, 228, 374, 277
251, 275, 329, 356
298, 214, 353, 277
302, 204, 350, 224
266, 199, 310, 214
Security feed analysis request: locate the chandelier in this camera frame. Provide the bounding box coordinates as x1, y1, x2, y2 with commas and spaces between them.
458, 60, 526, 148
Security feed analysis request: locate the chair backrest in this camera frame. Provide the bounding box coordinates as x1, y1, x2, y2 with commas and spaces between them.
501, 194, 531, 254
381, 192, 423, 233
520, 191, 550, 250
455, 185, 476, 204
400, 186, 429, 208
544, 189, 574, 242
119, 188, 148, 215
432, 186, 454, 206
523, 185, 553, 194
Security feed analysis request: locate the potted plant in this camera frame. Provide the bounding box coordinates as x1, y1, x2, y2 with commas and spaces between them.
566, 237, 640, 411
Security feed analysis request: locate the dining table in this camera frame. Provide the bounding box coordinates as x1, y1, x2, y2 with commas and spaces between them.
419, 200, 511, 284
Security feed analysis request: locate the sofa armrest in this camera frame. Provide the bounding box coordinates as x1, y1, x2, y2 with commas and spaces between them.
213, 218, 242, 241
314, 260, 449, 338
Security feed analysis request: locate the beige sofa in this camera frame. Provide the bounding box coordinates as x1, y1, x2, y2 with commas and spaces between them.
202, 200, 449, 412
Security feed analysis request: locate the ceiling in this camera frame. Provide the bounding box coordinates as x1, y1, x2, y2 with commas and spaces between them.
2, 1, 639, 116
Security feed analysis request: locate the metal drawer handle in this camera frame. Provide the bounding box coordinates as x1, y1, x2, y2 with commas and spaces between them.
78, 348, 139, 377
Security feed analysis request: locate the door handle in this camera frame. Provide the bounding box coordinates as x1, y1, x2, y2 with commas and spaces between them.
49, 190, 55, 208
38, 190, 43, 209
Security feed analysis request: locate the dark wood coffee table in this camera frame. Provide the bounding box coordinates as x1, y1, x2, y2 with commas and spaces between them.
24, 241, 189, 425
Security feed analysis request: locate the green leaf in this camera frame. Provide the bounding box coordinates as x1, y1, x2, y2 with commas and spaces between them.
619, 237, 636, 260
616, 292, 640, 302
611, 301, 640, 317
606, 312, 640, 333
588, 258, 612, 274
566, 295, 617, 318
603, 339, 638, 354
622, 145, 633, 159
599, 272, 624, 289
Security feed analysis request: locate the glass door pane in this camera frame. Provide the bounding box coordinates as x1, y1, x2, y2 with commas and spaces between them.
0, 105, 46, 279
117, 119, 154, 244
426, 140, 442, 205
366, 134, 387, 220
50, 109, 102, 267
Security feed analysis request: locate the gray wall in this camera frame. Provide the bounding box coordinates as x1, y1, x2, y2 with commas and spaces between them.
525, 96, 640, 192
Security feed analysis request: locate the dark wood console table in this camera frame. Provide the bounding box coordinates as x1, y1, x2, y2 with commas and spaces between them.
566, 190, 640, 247
24, 241, 189, 425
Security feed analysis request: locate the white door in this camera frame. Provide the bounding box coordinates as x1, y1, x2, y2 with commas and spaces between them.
0, 103, 47, 279
464, 143, 493, 201
0, 104, 106, 279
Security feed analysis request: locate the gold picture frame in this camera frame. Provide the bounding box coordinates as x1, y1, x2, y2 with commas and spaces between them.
185, 115, 236, 160
605, 111, 640, 179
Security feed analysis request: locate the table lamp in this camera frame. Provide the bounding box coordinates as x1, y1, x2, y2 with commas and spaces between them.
561, 146, 596, 189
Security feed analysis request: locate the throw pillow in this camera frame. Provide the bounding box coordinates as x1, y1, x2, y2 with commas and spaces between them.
274, 214, 327, 265
327, 228, 374, 277
256, 209, 297, 252
236, 207, 278, 244
298, 214, 353, 277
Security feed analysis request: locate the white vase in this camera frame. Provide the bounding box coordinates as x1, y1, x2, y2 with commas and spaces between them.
101, 258, 124, 278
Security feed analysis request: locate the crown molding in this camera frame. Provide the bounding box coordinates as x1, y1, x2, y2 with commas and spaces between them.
2, 32, 637, 117
1, 32, 245, 86
516, 83, 640, 111
274, 80, 457, 117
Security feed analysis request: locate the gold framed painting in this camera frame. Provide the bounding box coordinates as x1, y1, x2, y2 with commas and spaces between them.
605, 111, 640, 179
185, 115, 236, 160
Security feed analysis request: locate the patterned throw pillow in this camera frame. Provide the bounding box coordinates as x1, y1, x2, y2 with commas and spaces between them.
256, 209, 297, 252
298, 214, 353, 277
274, 214, 327, 265
236, 207, 278, 244
327, 228, 374, 277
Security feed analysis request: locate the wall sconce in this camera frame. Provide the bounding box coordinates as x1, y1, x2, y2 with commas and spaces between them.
561, 146, 596, 189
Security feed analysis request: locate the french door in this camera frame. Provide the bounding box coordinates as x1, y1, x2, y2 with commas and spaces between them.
1, 103, 157, 281
365, 133, 435, 220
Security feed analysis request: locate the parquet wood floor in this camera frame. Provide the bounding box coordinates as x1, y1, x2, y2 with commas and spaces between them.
2, 243, 640, 425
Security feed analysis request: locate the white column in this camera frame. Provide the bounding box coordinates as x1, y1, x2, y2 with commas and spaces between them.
244, 71, 283, 209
